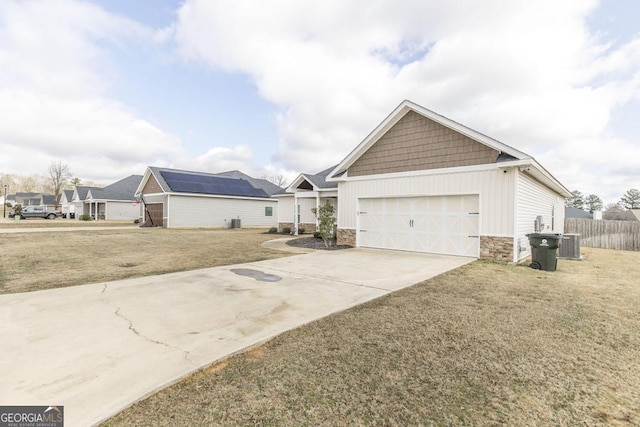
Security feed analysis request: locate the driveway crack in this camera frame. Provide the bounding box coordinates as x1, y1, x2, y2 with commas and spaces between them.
260, 267, 393, 292
114, 307, 193, 363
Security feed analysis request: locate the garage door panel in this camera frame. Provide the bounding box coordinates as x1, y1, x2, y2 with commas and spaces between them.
358, 195, 479, 258
146, 203, 163, 226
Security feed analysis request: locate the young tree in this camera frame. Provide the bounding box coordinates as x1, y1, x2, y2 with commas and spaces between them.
48, 161, 71, 207
619, 189, 640, 209
70, 177, 82, 186
565, 190, 585, 210
584, 194, 603, 213
311, 200, 336, 248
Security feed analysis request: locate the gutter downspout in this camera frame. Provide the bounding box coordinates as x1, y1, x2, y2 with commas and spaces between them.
512, 168, 523, 263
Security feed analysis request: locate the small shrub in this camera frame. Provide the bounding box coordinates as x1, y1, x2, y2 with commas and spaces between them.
133, 219, 140, 224
79, 214, 94, 221
268, 227, 278, 234
282, 227, 291, 234
313, 231, 322, 239
298, 228, 305, 234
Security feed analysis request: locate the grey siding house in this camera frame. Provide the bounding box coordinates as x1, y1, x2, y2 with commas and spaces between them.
84, 175, 143, 220
136, 167, 280, 228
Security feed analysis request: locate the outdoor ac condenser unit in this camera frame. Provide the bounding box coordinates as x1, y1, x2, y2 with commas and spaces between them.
559, 234, 581, 260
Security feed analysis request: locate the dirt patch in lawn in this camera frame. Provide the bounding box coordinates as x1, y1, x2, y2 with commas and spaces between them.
0, 228, 289, 294
104, 247, 640, 426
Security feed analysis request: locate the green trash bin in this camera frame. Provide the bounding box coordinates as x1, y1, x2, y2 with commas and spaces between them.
526, 233, 561, 271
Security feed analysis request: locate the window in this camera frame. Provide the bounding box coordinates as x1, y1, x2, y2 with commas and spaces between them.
265, 206, 273, 216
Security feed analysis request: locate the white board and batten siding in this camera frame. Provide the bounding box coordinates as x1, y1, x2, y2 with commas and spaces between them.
168, 195, 278, 228
105, 201, 142, 221
297, 198, 317, 224
277, 196, 294, 223
277, 195, 336, 225
72, 202, 85, 216
339, 168, 517, 239
515, 172, 565, 261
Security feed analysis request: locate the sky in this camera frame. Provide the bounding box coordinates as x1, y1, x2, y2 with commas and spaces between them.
0, 0, 638, 205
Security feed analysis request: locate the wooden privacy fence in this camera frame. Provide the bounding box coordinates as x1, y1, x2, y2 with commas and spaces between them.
564, 218, 640, 251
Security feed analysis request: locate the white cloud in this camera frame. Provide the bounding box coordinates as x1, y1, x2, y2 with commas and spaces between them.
184, 145, 254, 174
0, 0, 181, 182
174, 0, 640, 203
1, 0, 638, 204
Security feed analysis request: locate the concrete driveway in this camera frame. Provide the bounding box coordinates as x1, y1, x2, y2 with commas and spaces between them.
0, 247, 473, 426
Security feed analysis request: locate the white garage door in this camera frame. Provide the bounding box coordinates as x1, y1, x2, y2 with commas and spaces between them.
358, 195, 480, 257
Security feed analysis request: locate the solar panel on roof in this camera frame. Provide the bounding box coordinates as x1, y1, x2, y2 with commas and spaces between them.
160, 171, 269, 198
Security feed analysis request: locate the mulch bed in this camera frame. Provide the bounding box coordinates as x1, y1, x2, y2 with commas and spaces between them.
285, 236, 352, 250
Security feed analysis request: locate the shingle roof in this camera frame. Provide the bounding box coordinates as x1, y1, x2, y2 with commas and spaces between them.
62, 190, 74, 202
303, 166, 338, 189
603, 209, 640, 221
75, 185, 99, 200
88, 175, 143, 201
145, 167, 276, 198
41, 194, 57, 205
564, 206, 593, 219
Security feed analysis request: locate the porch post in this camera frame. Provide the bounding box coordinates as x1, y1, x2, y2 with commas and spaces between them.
315, 194, 320, 228
293, 195, 298, 236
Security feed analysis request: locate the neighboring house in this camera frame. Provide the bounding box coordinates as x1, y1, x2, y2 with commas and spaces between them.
71, 185, 100, 217
136, 167, 280, 228
83, 175, 143, 220
13, 192, 43, 206
324, 100, 571, 263
276, 166, 338, 233
9, 192, 59, 208
565, 206, 593, 219
603, 209, 640, 221
59, 190, 75, 217
39, 194, 60, 211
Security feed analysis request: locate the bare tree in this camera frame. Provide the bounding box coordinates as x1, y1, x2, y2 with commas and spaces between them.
48, 161, 71, 207
604, 202, 622, 212
18, 176, 37, 192
262, 175, 289, 188
0, 174, 17, 193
